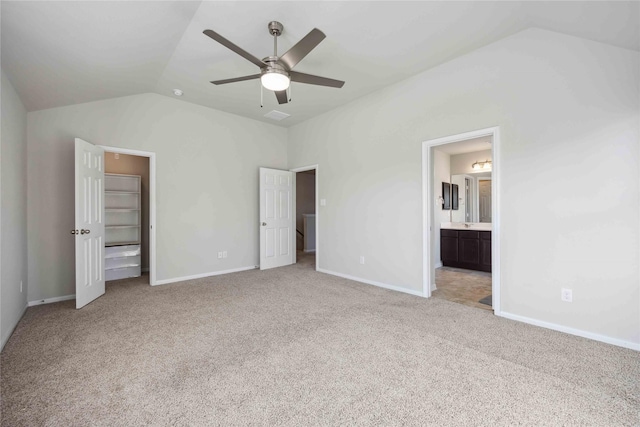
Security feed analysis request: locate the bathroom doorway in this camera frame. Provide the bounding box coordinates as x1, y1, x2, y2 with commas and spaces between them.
422, 127, 501, 313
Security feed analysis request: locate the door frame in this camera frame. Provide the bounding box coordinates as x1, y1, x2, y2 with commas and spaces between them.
421, 127, 501, 315
99, 145, 157, 286
290, 164, 319, 271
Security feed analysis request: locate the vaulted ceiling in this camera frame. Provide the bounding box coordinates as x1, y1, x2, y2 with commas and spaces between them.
2, 1, 638, 127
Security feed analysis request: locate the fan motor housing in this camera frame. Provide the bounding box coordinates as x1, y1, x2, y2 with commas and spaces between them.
261, 59, 288, 77
268, 21, 283, 36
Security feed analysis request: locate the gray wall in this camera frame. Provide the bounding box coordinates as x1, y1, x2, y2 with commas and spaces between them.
104, 152, 150, 270
288, 29, 640, 347
1, 70, 28, 349
27, 93, 288, 300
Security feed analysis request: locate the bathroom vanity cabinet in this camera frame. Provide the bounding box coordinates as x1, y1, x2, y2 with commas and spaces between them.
441, 229, 491, 272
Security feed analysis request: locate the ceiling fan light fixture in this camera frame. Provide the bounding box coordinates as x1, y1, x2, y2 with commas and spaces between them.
261, 70, 290, 91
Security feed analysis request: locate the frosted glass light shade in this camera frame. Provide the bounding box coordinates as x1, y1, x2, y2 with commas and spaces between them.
261, 72, 290, 91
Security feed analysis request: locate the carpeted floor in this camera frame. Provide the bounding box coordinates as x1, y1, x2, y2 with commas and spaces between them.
1, 258, 638, 426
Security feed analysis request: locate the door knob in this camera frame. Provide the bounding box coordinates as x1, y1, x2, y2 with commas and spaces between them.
70, 229, 78, 235
80, 229, 91, 235
262, 222, 267, 226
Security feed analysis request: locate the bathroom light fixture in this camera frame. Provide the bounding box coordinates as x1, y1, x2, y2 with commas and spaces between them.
472, 160, 492, 170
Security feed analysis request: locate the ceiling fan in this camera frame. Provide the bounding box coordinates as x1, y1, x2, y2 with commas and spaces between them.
203, 21, 345, 105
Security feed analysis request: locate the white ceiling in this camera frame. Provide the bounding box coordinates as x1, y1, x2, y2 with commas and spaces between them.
2, 1, 638, 127
435, 136, 492, 155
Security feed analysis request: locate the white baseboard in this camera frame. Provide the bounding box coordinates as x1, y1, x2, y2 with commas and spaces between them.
317, 268, 424, 297
303, 249, 316, 253
499, 311, 640, 351
1, 303, 28, 352
154, 266, 257, 286
28, 294, 75, 307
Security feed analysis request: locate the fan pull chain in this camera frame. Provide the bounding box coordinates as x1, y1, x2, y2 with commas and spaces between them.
288, 83, 292, 102
260, 82, 263, 108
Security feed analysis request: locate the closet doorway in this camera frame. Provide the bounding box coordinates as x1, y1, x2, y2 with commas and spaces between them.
100, 146, 156, 285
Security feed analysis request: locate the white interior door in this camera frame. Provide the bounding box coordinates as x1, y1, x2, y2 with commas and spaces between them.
479, 179, 492, 223
259, 167, 294, 270
74, 138, 106, 308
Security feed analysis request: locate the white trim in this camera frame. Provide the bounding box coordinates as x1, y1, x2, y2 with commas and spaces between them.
153, 266, 257, 286
1, 304, 27, 352
499, 311, 640, 351
99, 145, 157, 286
422, 126, 501, 315
318, 268, 424, 297
290, 164, 319, 271
28, 295, 75, 307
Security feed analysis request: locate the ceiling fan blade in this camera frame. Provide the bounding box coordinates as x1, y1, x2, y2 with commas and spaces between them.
290, 71, 345, 88
203, 29, 266, 69
210, 74, 261, 85
274, 90, 288, 104
279, 28, 326, 70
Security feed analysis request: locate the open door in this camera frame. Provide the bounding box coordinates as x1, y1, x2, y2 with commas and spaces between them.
74, 138, 106, 308
259, 167, 294, 270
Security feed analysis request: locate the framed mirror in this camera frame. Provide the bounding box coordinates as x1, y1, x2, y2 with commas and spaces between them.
452, 184, 459, 210
442, 182, 451, 210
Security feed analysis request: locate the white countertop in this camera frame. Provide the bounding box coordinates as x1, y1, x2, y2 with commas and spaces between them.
441, 222, 492, 231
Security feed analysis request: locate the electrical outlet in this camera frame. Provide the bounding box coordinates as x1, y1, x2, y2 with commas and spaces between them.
223, 251, 227, 258
561, 288, 572, 302
20, 280, 23, 293
359, 256, 365, 265
217, 252, 223, 259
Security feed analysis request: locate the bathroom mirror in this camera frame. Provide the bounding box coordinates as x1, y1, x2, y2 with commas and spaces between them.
441, 182, 451, 210
450, 172, 492, 223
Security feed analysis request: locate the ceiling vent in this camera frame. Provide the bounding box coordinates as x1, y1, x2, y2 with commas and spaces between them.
264, 110, 290, 121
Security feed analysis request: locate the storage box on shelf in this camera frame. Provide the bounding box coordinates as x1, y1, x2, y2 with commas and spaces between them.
105, 173, 141, 281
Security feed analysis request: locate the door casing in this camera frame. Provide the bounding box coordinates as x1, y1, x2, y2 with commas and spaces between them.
421, 127, 501, 314
290, 164, 319, 271
99, 145, 157, 286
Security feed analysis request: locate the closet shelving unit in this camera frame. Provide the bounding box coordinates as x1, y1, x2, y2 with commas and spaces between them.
104, 173, 142, 281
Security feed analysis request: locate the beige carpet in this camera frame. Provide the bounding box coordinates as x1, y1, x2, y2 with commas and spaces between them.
2, 257, 638, 426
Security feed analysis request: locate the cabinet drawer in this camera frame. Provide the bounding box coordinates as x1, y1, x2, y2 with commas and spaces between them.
459, 230, 479, 239
441, 229, 458, 237
106, 265, 141, 281
105, 255, 141, 270
105, 244, 140, 258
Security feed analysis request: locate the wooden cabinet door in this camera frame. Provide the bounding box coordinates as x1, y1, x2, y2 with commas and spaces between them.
441, 230, 458, 262
480, 232, 492, 268
458, 231, 480, 264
